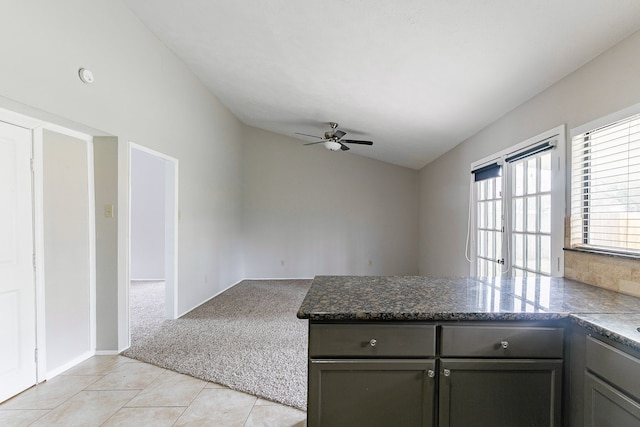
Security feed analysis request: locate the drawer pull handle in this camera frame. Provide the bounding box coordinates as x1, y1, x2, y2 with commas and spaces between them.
427, 370, 435, 378
369, 339, 377, 347
443, 369, 451, 377
501, 340, 509, 349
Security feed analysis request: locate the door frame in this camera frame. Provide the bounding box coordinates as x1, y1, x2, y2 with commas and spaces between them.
0, 107, 96, 382
126, 142, 179, 347
469, 125, 566, 277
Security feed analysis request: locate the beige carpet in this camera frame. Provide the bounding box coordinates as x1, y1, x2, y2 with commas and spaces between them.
122, 279, 311, 410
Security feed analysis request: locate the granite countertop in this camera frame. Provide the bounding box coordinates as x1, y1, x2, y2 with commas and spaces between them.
297, 275, 640, 352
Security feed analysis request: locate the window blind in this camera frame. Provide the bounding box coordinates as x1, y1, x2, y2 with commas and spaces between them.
570, 113, 640, 253
505, 138, 556, 163
471, 162, 501, 182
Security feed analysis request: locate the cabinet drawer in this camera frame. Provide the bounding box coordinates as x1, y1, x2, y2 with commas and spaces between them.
440, 325, 564, 358
586, 336, 640, 402
309, 323, 436, 357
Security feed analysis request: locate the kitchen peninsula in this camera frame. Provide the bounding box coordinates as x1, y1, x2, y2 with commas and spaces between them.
297, 276, 640, 427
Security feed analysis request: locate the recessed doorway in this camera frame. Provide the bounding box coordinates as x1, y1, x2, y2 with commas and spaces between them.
129, 144, 178, 345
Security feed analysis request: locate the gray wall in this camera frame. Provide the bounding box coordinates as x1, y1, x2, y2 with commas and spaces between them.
43, 130, 91, 373
418, 29, 640, 276
93, 137, 118, 351
130, 148, 165, 281
0, 0, 244, 350
242, 126, 419, 278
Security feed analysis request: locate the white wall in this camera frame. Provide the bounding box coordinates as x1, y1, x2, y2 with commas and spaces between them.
0, 0, 244, 350
418, 29, 640, 276
43, 130, 92, 373
130, 148, 165, 280
242, 126, 419, 278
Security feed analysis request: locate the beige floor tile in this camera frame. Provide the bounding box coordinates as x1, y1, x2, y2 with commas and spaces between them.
174, 388, 256, 426
204, 381, 227, 389
0, 375, 102, 410
0, 409, 49, 426
31, 390, 139, 426
61, 355, 129, 376
125, 370, 207, 407
245, 405, 307, 427
254, 398, 279, 406
102, 407, 186, 426
86, 361, 165, 390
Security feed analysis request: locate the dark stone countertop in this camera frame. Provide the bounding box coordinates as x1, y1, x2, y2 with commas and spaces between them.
297, 275, 640, 352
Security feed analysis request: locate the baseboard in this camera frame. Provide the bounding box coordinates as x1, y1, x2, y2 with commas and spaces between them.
175, 277, 313, 318
94, 350, 120, 356
130, 278, 165, 282
45, 349, 94, 380
176, 277, 246, 318
242, 277, 315, 280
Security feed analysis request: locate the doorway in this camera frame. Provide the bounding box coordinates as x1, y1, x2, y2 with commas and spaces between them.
128, 144, 178, 345
0, 108, 96, 403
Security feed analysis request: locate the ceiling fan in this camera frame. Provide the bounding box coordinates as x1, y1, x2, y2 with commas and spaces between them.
295, 122, 373, 151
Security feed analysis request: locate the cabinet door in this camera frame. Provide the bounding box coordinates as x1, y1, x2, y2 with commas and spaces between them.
584, 372, 640, 427
438, 359, 562, 427
308, 359, 436, 427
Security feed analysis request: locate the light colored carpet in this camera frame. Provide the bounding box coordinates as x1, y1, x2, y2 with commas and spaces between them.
122, 279, 311, 410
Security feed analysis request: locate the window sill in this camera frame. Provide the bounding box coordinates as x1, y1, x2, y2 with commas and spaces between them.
563, 247, 640, 261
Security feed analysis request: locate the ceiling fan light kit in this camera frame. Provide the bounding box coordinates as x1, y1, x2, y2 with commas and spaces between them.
324, 140, 342, 151
296, 122, 373, 152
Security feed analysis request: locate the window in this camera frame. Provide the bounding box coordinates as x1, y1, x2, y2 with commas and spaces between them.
469, 126, 565, 277
570, 112, 640, 254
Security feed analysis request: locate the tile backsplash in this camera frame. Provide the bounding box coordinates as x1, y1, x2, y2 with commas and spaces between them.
564, 250, 640, 298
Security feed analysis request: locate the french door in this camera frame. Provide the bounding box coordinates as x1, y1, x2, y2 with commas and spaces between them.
471, 127, 565, 278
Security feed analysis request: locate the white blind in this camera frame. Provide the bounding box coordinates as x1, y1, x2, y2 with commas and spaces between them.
570, 113, 640, 253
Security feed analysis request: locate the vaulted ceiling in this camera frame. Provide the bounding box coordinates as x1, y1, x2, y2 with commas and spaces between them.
124, 0, 640, 169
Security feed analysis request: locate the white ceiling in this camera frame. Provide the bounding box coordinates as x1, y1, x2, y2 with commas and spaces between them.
124, 0, 640, 169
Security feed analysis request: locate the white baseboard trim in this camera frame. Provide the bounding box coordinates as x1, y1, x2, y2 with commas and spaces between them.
45, 350, 94, 380
242, 277, 315, 280
130, 278, 165, 282
174, 277, 313, 320
94, 350, 120, 356
176, 278, 245, 318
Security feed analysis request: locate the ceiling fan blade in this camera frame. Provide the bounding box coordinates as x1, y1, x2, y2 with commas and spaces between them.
303, 141, 327, 146
333, 130, 346, 140
295, 132, 323, 139
339, 142, 350, 151
343, 139, 373, 145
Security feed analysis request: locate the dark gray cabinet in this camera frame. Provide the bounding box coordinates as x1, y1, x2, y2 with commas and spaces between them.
438, 359, 562, 427
308, 359, 436, 427
307, 322, 564, 427
307, 322, 437, 427
584, 336, 640, 426
439, 325, 563, 427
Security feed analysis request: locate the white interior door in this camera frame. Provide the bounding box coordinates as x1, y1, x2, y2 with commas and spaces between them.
0, 120, 36, 403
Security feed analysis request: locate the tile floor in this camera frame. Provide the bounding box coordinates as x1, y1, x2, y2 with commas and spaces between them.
0, 355, 307, 426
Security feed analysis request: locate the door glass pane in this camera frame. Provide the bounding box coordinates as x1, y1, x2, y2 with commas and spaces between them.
527, 159, 538, 194
540, 195, 551, 233
526, 235, 537, 270
488, 231, 494, 259
514, 234, 523, 268
526, 196, 537, 233
514, 199, 523, 232
480, 180, 486, 200
515, 162, 524, 196
475, 175, 502, 277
